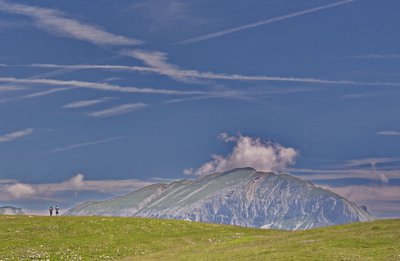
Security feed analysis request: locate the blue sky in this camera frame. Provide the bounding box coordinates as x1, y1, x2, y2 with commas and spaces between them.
0, 0, 399, 217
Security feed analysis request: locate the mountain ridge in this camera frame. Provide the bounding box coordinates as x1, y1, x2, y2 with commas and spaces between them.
0, 206, 25, 215
66, 168, 374, 230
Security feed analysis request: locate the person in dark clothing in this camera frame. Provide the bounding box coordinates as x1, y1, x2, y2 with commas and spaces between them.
49, 206, 53, 216
55, 206, 60, 216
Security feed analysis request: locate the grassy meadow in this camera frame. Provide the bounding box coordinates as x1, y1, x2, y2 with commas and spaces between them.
0, 216, 399, 260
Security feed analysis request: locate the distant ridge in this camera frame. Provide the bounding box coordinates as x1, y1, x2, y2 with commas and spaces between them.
0, 206, 25, 215
66, 168, 374, 230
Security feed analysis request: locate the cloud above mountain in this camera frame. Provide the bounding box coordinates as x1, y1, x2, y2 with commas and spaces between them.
5, 183, 35, 198
184, 133, 298, 176
0, 174, 154, 200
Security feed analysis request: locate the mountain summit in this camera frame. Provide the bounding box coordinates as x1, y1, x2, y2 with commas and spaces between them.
65, 168, 373, 230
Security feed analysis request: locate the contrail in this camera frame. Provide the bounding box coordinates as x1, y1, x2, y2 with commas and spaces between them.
26, 63, 400, 87
49, 136, 128, 154
179, 0, 356, 44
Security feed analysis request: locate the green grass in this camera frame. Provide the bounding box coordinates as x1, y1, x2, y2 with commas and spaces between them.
0, 216, 399, 260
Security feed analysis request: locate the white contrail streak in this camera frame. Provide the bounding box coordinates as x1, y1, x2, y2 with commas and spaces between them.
27, 63, 400, 87
86, 103, 148, 118
179, 0, 356, 44
63, 97, 115, 109
0, 77, 206, 95
50, 136, 128, 153
0, 128, 33, 142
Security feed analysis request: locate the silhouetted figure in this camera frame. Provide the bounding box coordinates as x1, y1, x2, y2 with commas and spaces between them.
49, 206, 53, 216
55, 206, 60, 216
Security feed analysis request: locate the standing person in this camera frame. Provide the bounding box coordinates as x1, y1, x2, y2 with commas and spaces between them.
55, 206, 60, 216
49, 206, 53, 216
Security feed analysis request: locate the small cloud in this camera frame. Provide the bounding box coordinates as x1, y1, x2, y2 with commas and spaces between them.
218, 132, 238, 142
123, 49, 195, 83
0, 86, 26, 92
6, 183, 36, 198
184, 133, 298, 176
63, 97, 115, 109
0, 128, 33, 142
370, 162, 389, 185
377, 131, 400, 136
0, 179, 17, 184
86, 103, 148, 118
64, 173, 84, 191
100, 77, 123, 83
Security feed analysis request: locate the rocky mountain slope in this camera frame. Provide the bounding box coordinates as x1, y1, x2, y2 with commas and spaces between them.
65, 168, 374, 230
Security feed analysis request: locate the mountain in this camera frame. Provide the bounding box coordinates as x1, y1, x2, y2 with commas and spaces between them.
65, 168, 374, 230
0, 206, 25, 215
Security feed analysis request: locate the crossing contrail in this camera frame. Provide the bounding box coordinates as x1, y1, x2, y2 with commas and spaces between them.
179, 0, 356, 44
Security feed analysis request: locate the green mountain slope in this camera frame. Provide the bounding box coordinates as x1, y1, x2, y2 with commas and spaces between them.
0, 216, 398, 260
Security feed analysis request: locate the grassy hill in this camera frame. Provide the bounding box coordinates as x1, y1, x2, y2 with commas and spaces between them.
0, 216, 399, 260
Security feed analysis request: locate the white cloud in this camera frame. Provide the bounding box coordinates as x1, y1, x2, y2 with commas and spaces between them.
184, 133, 298, 176
219, 132, 237, 142
320, 184, 400, 216
0, 128, 33, 142
65, 173, 84, 191
86, 103, 148, 118
179, 0, 356, 44
377, 131, 400, 136
372, 163, 389, 184
290, 157, 400, 185
0, 0, 142, 46
127, 50, 175, 71
123, 49, 195, 83
50, 136, 128, 153
63, 97, 115, 109
323, 185, 400, 205
290, 162, 400, 216
0, 179, 17, 184
0, 86, 26, 92
291, 168, 400, 181
6, 183, 36, 198
0, 174, 155, 200
344, 157, 400, 168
